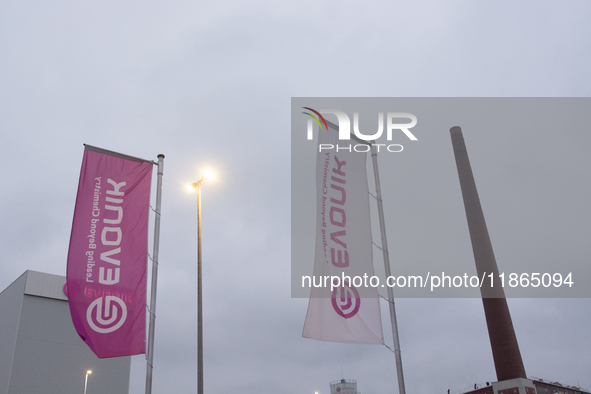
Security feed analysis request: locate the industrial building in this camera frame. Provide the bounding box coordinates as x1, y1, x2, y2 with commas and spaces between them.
0, 270, 131, 394
459, 378, 590, 394
330, 378, 360, 394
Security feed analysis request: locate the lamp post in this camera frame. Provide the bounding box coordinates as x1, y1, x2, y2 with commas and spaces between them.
187, 172, 211, 394
84, 370, 92, 394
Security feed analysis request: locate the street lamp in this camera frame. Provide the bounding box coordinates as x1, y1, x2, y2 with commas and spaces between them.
187, 171, 213, 394
84, 370, 92, 394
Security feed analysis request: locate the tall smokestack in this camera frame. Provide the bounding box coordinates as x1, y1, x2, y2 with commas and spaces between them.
450, 126, 527, 381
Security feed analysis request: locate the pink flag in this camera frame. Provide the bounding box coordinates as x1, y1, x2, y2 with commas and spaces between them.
66, 145, 153, 358
302, 123, 384, 344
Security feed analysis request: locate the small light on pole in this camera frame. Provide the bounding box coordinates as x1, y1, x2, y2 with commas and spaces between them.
84, 370, 92, 394
186, 169, 214, 394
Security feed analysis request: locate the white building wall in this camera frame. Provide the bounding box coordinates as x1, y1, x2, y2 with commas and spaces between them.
0, 271, 131, 394
0, 273, 26, 394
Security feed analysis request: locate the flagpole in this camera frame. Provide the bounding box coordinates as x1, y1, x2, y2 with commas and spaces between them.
370, 144, 406, 394
146, 154, 165, 394
323, 120, 406, 392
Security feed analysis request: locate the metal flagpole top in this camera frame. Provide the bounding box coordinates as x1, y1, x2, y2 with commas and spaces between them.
145, 154, 165, 394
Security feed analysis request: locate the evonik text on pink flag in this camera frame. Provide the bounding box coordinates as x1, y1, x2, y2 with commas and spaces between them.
66, 145, 153, 358
302, 122, 384, 344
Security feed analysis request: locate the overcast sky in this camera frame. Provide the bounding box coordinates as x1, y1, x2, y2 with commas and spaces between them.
0, 2, 590, 394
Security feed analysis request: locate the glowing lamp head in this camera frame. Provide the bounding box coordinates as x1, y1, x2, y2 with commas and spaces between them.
203, 169, 214, 180
86, 370, 92, 374
186, 183, 198, 191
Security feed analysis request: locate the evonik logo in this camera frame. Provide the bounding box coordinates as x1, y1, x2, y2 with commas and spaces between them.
86, 295, 128, 334
331, 283, 361, 319
302, 108, 418, 142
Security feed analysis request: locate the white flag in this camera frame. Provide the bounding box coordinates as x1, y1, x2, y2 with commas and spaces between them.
302, 123, 384, 344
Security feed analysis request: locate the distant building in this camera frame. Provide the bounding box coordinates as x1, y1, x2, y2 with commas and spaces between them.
458, 378, 590, 394
0, 270, 131, 394
531, 378, 591, 394
330, 378, 360, 394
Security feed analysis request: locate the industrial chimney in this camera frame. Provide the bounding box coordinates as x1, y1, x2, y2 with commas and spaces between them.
450, 126, 526, 381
